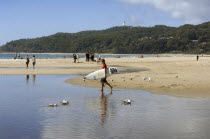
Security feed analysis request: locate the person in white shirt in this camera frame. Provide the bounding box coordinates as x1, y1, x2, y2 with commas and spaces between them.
76, 54, 79, 62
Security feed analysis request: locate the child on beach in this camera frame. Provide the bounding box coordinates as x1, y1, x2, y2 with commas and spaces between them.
32, 55, 36, 69
100, 59, 112, 92
25, 55, 30, 68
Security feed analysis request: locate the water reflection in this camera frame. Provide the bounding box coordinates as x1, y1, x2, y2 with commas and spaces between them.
32, 75, 36, 85
1, 75, 210, 139
25, 75, 29, 84
100, 91, 112, 126
25, 75, 36, 85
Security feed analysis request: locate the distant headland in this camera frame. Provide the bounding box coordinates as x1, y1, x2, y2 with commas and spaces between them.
0, 21, 209, 54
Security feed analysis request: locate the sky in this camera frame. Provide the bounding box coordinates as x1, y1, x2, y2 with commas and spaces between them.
0, 0, 210, 45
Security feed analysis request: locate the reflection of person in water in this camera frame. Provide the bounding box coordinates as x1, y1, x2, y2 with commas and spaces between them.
100, 92, 107, 125
32, 75, 36, 85
26, 75, 29, 84
100, 91, 112, 125
25, 75, 36, 85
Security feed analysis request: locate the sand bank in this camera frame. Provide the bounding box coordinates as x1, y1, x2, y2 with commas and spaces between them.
1, 57, 210, 98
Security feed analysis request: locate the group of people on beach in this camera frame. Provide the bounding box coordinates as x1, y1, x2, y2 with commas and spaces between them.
25, 55, 36, 69
85, 52, 96, 62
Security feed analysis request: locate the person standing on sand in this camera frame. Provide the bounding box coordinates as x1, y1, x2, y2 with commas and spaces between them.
86, 52, 89, 62
76, 54, 79, 63
73, 53, 77, 63
100, 59, 112, 92
32, 55, 36, 69
87, 52, 90, 62
25, 55, 30, 68
197, 55, 199, 61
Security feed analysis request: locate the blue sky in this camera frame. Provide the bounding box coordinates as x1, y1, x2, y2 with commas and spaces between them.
0, 0, 209, 45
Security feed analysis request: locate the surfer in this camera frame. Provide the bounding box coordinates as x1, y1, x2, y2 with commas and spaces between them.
100, 59, 113, 91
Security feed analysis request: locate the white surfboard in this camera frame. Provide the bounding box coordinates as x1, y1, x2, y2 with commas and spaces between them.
84, 68, 118, 80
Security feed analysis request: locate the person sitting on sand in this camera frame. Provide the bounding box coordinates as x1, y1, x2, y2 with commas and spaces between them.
32, 55, 36, 69
25, 55, 30, 68
100, 59, 112, 92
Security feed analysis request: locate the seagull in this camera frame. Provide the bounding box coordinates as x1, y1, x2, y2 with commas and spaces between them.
61, 100, 69, 105
122, 99, 131, 105
48, 104, 58, 107
148, 77, 151, 81
143, 77, 146, 80
175, 75, 179, 78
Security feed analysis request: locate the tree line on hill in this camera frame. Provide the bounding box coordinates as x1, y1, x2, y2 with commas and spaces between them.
0, 21, 209, 54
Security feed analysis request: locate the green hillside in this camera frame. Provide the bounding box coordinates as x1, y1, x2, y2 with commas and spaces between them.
0, 22, 210, 54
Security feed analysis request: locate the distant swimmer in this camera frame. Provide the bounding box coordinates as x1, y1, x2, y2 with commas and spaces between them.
100, 59, 112, 92
32, 55, 36, 69
25, 55, 30, 69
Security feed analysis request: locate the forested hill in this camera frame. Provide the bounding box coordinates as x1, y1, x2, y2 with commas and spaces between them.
0, 21, 210, 54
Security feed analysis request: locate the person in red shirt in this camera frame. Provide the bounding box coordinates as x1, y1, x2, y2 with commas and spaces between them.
100, 59, 113, 92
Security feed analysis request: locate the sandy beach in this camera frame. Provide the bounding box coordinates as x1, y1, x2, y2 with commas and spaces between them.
0, 56, 210, 98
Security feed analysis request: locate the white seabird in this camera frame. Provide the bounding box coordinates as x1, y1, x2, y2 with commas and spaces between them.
61, 100, 69, 105
122, 99, 131, 105
48, 104, 58, 107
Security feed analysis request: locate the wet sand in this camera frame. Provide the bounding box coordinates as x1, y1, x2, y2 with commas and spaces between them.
1, 56, 210, 98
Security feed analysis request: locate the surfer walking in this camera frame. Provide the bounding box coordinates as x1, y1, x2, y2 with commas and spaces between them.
100, 59, 113, 92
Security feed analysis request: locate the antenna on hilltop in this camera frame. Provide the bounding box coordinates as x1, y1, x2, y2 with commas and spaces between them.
123, 21, 126, 26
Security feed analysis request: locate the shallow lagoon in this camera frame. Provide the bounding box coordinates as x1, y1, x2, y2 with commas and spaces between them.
0, 75, 210, 139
